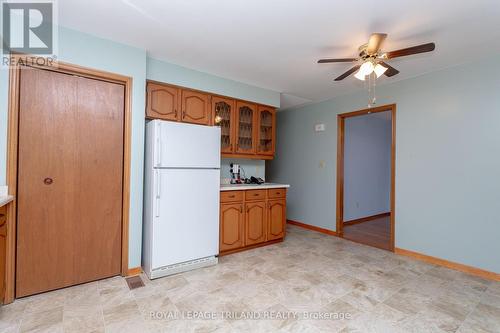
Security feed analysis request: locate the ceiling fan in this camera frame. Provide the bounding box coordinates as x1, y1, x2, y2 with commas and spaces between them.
318, 33, 435, 81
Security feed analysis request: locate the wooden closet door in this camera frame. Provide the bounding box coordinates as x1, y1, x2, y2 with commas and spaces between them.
16, 67, 124, 297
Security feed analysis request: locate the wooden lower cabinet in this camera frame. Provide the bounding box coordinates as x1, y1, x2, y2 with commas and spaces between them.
219, 203, 244, 252
245, 201, 267, 246
219, 188, 286, 255
268, 199, 286, 241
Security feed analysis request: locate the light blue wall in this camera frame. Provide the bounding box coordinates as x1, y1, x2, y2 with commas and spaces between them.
268, 56, 500, 273
147, 57, 280, 107
344, 113, 391, 221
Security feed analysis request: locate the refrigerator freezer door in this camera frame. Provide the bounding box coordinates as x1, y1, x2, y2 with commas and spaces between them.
151, 168, 220, 269
154, 120, 221, 168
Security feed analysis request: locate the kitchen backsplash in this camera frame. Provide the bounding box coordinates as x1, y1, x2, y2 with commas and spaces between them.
220, 158, 265, 183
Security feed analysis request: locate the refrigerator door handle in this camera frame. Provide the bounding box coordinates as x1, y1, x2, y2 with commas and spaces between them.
155, 170, 161, 217
155, 122, 161, 167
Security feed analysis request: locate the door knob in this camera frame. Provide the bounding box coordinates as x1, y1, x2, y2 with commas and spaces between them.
43, 178, 53, 185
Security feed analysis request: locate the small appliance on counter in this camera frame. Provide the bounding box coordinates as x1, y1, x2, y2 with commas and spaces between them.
229, 163, 241, 184
245, 176, 264, 185
229, 163, 264, 185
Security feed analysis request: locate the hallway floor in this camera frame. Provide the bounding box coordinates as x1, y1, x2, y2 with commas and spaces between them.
0, 225, 499, 333
343, 215, 391, 251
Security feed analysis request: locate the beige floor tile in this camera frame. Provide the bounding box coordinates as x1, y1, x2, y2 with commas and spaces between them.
102, 300, 141, 325
2, 225, 499, 333
457, 303, 500, 333
383, 288, 432, 315
19, 306, 63, 333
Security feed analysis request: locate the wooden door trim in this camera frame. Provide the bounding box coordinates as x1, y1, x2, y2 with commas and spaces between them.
336, 103, 396, 252
5, 55, 133, 303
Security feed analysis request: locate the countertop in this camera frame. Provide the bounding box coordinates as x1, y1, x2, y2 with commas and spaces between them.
0, 195, 14, 207
220, 183, 290, 191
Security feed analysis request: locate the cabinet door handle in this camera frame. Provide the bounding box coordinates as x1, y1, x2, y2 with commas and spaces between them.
240, 205, 243, 213
174, 109, 178, 117
182, 111, 186, 119
228, 195, 235, 198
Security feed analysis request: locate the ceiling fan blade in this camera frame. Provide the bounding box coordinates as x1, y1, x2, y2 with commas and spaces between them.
385, 42, 435, 59
334, 65, 361, 81
366, 33, 388, 54
318, 58, 358, 63
379, 61, 399, 77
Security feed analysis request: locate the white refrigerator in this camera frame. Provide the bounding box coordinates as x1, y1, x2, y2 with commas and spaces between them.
142, 120, 220, 279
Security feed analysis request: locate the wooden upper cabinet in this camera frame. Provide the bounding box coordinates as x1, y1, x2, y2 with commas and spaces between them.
257, 106, 276, 155
245, 201, 266, 246
212, 97, 236, 154
181, 90, 210, 125
220, 203, 244, 252
267, 199, 286, 241
145, 81, 277, 160
146, 83, 179, 121
235, 101, 257, 154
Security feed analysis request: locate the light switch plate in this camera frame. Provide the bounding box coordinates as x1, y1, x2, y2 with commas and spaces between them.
315, 123, 325, 132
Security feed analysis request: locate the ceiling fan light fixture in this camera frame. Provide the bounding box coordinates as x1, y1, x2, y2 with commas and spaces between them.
354, 61, 374, 81
374, 63, 388, 78
354, 70, 366, 81
359, 61, 374, 76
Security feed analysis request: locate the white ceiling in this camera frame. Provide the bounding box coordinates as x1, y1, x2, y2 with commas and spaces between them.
59, 0, 500, 110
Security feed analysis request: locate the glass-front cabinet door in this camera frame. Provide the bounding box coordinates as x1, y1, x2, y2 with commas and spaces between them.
235, 102, 257, 154
212, 97, 235, 153
257, 106, 275, 155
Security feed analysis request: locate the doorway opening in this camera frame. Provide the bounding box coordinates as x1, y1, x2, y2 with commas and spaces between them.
336, 104, 395, 251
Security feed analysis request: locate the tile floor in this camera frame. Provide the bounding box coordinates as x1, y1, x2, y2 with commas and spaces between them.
1, 225, 499, 333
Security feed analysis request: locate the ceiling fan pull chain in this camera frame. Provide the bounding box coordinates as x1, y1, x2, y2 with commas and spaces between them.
367, 73, 372, 107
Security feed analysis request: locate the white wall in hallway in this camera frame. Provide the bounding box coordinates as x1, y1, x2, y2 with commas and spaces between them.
344, 112, 391, 221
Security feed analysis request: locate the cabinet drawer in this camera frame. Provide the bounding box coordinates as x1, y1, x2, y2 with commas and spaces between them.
268, 188, 286, 199
245, 190, 266, 201
220, 191, 243, 203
